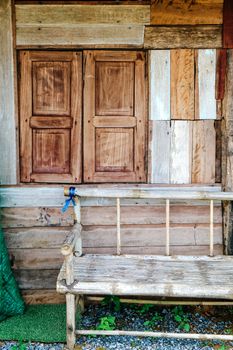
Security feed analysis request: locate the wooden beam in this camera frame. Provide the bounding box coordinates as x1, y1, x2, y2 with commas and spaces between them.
15, 4, 150, 25
144, 25, 222, 49
222, 50, 233, 254
223, 0, 233, 48
0, 185, 222, 207
151, 0, 223, 25
0, 0, 17, 184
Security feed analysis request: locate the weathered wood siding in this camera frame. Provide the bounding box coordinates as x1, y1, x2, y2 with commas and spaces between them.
149, 49, 222, 184
15, 4, 223, 49
15, 5, 150, 47
0, 0, 17, 184
151, 0, 223, 25
1, 185, 223, 302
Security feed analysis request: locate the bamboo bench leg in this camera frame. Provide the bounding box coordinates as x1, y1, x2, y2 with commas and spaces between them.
76, 295, 85, 314
66, 293, 76, 350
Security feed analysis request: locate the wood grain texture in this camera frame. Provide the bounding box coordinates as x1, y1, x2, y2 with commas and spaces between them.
222, 50, 233, 254
149, 50, 170, 120
0, 0, 17, 184
215, 120, 222, 183
196, 50, 217, 120
192, 121, 216, 184
57, 254, 233, 299
170, 121, 192, 184
150, 121, 170, 183
1, 207, 73, 228
171, 50, 195, 120
144, 25, 222, 49
22, 289, 65, 304
216, 49, 227, 100
0, 185, 222, 207
151, 0, 223, 25
223, 0, 233, 48
16, 4, 150, 25
19, 51, 82, 183
84, 51, 146, 183
16, 25, 144, 47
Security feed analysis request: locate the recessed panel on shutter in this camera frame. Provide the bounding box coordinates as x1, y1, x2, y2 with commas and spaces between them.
19, 51, 82, 183
83, 51, 147, 183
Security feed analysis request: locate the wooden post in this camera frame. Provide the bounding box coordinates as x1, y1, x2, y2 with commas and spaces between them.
222, 50, 233, 255
0, 0, 17, 184
209, 200, 214, 256
65, 254, 76, 349
166, 199, 170, 256
116, 198, 121, 255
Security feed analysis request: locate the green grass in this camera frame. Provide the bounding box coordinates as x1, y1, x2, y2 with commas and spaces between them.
0, 304, 66, 343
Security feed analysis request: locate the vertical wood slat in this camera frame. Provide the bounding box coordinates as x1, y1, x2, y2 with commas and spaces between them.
170, 121, 192, 184
150, 121, 170, 183
216, 49, 227, 101
149, 50, 170, 120
116, 198, 121, 255
196, 49, 217, 120
210, 200, 214, 256
192, 121, 216, 184
223, 0, 233, 48
0, 0, 17, 184
166, 199, 170, 256
171, 49, 195, 120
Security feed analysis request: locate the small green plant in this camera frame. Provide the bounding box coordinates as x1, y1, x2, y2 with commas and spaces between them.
139, 303, 154, 314
101, 296, 121, 312
11, 339, 28, 350
97, 315, 116, 331
172, 306, 190, 332
143, 312, 163, 329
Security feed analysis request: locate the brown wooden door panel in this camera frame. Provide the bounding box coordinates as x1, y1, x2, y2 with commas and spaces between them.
19, 51, 82, 183
83, 50, 147, 183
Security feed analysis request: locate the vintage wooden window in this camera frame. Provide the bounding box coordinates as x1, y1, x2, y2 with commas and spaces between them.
19, 51, 82, 183
19, 50, 147, 183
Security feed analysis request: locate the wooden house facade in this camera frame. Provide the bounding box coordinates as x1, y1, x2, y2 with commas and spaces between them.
1, 0, 233, 304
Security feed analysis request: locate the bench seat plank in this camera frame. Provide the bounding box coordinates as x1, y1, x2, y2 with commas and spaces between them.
57, 255, 233, 299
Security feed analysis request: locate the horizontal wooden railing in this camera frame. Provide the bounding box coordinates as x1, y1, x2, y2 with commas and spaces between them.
65, 187, 233, 257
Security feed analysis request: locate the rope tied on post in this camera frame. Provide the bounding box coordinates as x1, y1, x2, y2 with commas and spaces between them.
62, 187, 76, 212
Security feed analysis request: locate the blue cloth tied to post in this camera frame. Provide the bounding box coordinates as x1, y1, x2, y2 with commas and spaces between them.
62, 187, 76, 212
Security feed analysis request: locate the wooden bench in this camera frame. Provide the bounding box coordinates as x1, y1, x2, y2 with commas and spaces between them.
57, 187, 233, 349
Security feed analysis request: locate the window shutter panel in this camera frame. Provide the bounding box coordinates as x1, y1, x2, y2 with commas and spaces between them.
19, 51, 82, 183
83, 51, 147, 183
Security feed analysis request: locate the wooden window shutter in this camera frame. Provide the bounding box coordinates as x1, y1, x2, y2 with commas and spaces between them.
19, 51, 82, 183
83, 51, 147, 183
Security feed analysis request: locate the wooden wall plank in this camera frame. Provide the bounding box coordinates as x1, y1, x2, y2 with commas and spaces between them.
192, 121, 216, 183
149, 50, 170, 120
1, 207, 73, 228
150, 121, 170, 183
151, 0, 223, 25
16, 24, 144, 47
7, 225, 222, 269
196, 49, 217, 120
2, 204, 222, 229
22, 290, 65, 305
223, 0, 233, 48
222, 50, 233, 254
144, 25, 222, 49
0, 0, 17, 184
16, 5, 150, 25
215, 120, 222, 183
4, 227, 71, 248
171, 50, 195, 120
216, 49, 227, 100
10, 249, 63, 269
170, 121, 192, 184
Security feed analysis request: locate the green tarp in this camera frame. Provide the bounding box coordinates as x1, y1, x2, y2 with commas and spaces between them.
0, 228, 25, 321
